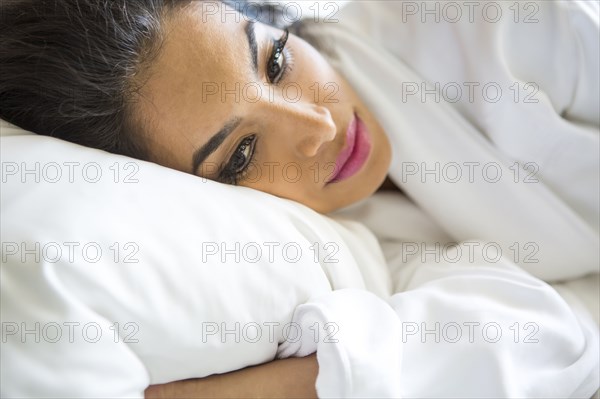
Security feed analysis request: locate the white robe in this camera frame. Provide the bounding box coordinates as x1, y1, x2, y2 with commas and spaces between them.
2, 1, 598, 397
318, 0, 599, 282
277, 1, 600, 397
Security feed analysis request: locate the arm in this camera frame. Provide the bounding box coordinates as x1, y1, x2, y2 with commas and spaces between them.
145, 354, 318, 399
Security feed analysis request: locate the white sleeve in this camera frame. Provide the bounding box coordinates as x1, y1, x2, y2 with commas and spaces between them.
323, 0, 599, 281
278, 243, 600, 398
342, 0, 599, 127
277, 289, 404, 398
389, 243, 600, 398
394, 0, 600, 226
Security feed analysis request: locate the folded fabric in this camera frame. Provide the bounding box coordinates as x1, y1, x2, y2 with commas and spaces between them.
3, 0, 599, 396
279, 249, 600, 398
0, 120, 388, 397
314, 0, 599, 282
284, 0, 600, 396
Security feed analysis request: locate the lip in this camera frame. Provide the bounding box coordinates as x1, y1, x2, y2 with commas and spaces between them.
326, 113, 372, 184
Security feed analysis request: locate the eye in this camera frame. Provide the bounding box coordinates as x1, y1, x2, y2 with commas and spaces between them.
268, 51, 284, 81
230, 135, 255, 173
217, 134, 258, 185
267, 29, 290, 84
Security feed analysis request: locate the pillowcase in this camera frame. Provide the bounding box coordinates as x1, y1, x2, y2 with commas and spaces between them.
0, 119, 388, 397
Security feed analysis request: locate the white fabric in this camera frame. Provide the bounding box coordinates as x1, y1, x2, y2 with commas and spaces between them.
2, 0, 599, 397
280, 248, 600, 398
318, 0, 599, 282
331, 191, 600, 398
0, 120, 386, 397
276, 0, 600, 397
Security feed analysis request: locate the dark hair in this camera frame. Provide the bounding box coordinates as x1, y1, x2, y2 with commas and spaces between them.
0, 0, 300, 161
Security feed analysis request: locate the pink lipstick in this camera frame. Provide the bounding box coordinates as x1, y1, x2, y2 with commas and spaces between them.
327, 113, 372, 184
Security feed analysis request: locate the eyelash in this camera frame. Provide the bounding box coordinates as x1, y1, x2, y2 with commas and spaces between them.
218, 134, 258, 185
220, 29, 293, 185
267, 29, 293, 84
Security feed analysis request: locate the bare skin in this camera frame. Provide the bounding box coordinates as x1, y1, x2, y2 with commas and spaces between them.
143, 177, 401, 398
135, 1, 392, 214
143, 178, 403, 399
145, 354, 318, 398
139, 1, 395, 396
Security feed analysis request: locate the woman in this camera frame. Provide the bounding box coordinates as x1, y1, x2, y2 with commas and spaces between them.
0, 0, 393, 215
2, 0, 598, 397
0, 1, 389, 396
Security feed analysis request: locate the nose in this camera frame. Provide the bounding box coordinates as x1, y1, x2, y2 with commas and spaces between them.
265, 100, 337, 158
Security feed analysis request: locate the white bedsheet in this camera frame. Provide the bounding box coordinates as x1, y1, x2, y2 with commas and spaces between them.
2, 1, 599, 397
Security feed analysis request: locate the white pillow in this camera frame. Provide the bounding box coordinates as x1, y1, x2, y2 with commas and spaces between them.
0, 119, 388, 397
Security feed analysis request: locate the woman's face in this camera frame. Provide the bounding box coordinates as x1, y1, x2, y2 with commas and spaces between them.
137, 1, 391, 213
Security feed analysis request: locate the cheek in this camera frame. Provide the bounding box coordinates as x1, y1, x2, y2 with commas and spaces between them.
241, 161, 365, 214
240, 160, 322, 203
293, 39, 363, 112
292, 37, 339, 83
249, 165, 316, 197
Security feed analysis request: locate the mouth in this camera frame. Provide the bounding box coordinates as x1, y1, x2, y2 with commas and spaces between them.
326, 112, 372, 184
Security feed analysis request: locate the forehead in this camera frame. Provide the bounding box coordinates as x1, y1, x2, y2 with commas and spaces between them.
136, 2, 249, 167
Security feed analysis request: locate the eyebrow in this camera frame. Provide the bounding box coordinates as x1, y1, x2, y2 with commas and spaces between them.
246, 20, 258, 74
191, 21, 257, 175
192, 117, 242, 174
